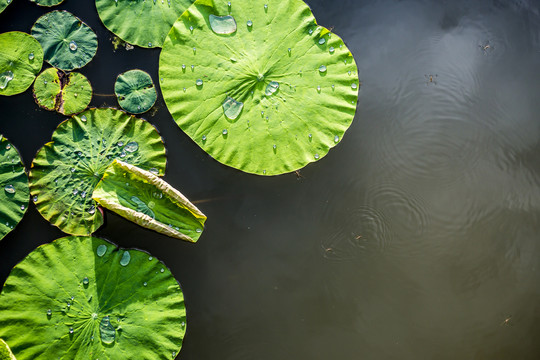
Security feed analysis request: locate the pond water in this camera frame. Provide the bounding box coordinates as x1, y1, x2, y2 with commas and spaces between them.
2, 0, 540, 359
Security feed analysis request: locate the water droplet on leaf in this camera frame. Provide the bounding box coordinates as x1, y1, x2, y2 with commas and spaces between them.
96, 244, 107, 257
265, 81, 279, 96
124, 141, 139, 153
4, 185, 15, 194
99, 316, 116, 344
120, 251, 131, 266
222, 96, 244, 120
209, 14, 237, 35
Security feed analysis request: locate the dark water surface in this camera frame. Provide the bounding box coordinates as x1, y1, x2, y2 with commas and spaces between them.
2, 0, 540, 359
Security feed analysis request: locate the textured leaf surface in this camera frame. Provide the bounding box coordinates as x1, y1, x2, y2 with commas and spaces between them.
0, 339, 16, 360
115, 69, 157, 114
0, 135, 29, 241
159, 0, 359, 175
0, 0, 13, 15
31, 11, 98, 71
30, 0, 64, 6
29, 108, 167, 236
93, 160, 207, 242
95, 0, 194, 48
0, 236, 186, 360
0, 32, 43, 96
33, 68, 93, 115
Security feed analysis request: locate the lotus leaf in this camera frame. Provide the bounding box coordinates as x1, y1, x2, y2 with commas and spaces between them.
93, 160, 206, 242
115, 69, 157, 114
0, 236, 186, 360
29, 108, 167, 236
159, 0, 359, 176
0, 0, 13, 15
0, 32, 44, 96
0, 339, 16, 360
30, 0, 64, 6
33, 68, 93, 115
31, 11, 98, 71
0, 135, 29, 241
95, 0, 194, 48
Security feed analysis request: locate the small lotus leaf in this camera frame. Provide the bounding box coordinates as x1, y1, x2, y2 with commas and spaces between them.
0, 236, 186, 360
159, 0, 359, 175
0, 32, 44, 96
95, 0, 194, 48
33, 68, 93, 115
0, 0, 13, 15
0, 339, 16, 360
31, 11, 98, 71
93, 160, 207, 242
29, 108, 167, 236
30, 0, 65, 6
0, 135, 29, 241
114, 69, 157, 114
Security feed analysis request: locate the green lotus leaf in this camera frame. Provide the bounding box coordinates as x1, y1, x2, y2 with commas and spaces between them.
115, 69, 157, 114
93, 160, 207, 242
31, 11, 98, 71
33, 68, 93, 115
29, 108, 167, 236
159, 0, 359, 176
30, 0, 65, 7
0, 135, 29, 242
0, 31, 44, 96
0, 0, 13, 15
95, 0, 194, 48
0, 339, 16, 360
0, 236, 186, 360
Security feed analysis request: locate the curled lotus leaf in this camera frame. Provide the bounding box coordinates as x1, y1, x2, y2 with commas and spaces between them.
29, 108, 167, 236
0, 31, 44, 96
95, 0, 195, 48
0, 236, 186, 360
159, 0, 359, 175
93, 160, 207, 242
114, 69, 157, 114
30, 0, 65, 6
0, 135, 29, 242
31, 11, 98, 71
33, 68, 93, 115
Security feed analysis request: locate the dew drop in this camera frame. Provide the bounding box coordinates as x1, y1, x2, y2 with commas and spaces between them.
247, 20, 253, 27
149, 168, 159, 175
196, 228, 202, 233
149, 256, 153, 261
264, 3, 268, 10
222, 96, 244, 120
265, 81, 279, 96
5, 143, 11, 150
319, 65, 327, 73
308, 28, 313, 35
28, 52, 35, 60
317, 85, 321, 92
83, 277, 89, 285
0, 70, 14, 90
182, 64, 186, 70
334, 135, 340, 143
189, 25, 193, 32
308, 133, 312, 139
69, 41, 78, 51
120, 251, 131, 266
148, 42, 152, 47
32, 195, 38, 203
351, 83, 358, 90
329, 46, 335, 54
202, 135, 207, 141
209, 14, 237, 34
196, 79, 203, 86
4, 185, 15, 194
319, 37, 326, 45
99, 316, 116, 344
222, 129, 228, 135
143, 282, 147, 287
273, 144, 277, 150
96, 244, 107, 257
117, 141, 124, 147
88, 205, 96, 215
288, 48, 291, 54
124, 141, 139, 153
81, 115, 87, 122
160, 268, 165, 273
314, 153, 320, 159
20, 205, 25, 210
69, 327, 74, 334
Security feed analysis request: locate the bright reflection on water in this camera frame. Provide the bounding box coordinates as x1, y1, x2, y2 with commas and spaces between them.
1, 0, 540, 359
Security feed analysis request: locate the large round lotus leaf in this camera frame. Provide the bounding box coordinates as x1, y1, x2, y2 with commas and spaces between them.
31, 11, 98, 71
30, 0, 64, 6
0, 0, 13, 15
0, 135, 29, 241
95, 0, 194, 48
33, 68, 92, 115
115, 69, 157, 114
0, 32, 44, 96
159, 0, 359, 176
29, 108, 167, 236
0, 236, 186, 360
0, 339, 16, 360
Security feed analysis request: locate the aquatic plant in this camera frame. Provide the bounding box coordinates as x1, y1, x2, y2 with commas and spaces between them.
33, 68, 93, 115
29, 108, 167, 236
0, 32, 43, 96
0, 236, 186, 360
93, 160, 207, 242
114, 69, 157, 114
0, 339, 16, 360
29, 0, 65, 7
95, 0, 193, 48
0, 0, 12, 15
0, 135, 29, 242
31, 11, 98, 71
159, 0, 359, 175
